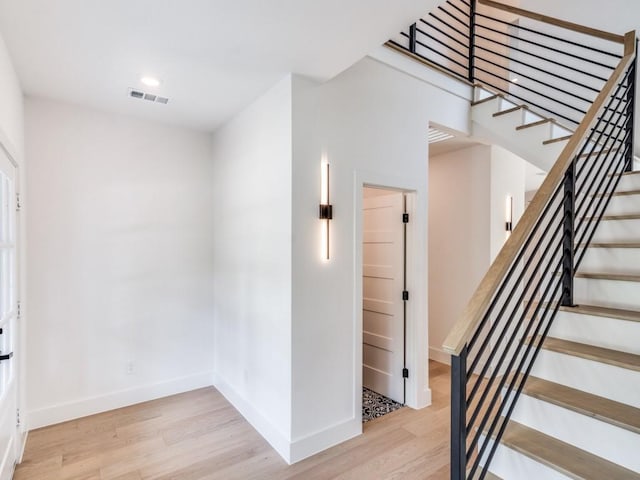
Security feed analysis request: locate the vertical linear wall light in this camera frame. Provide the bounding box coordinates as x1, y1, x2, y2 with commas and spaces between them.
319, 161, 332, 260
505, 195, 513, 235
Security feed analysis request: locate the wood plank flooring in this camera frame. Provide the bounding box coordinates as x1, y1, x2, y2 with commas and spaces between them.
15, 361, 452, 480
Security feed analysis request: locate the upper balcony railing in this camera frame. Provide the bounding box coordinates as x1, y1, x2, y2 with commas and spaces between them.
388, 0, 628, 128
390, 2, 637, 480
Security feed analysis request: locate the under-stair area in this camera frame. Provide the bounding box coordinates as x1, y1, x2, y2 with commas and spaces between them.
391, 0, 640, 478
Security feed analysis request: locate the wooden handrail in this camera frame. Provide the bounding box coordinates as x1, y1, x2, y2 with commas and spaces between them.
478, 0, 626, 45
443, 30, 636, 355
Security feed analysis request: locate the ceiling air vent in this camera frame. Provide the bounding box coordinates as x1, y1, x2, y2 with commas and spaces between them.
428, 127, 454, 143
128, 88, 169, 105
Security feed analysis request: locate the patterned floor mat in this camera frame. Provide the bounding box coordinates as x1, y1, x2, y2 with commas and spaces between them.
362, 387, 404, 423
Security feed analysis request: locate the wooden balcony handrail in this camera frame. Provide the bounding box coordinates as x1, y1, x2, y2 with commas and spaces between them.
478, 0, 626, 44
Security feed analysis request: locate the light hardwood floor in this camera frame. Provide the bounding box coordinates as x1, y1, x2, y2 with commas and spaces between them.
15, 361, 451, 480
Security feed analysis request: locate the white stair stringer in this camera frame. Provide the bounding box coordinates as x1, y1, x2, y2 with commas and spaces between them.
470, 88, 574, 171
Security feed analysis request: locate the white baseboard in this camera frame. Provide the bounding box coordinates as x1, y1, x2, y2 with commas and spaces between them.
17, 429, 27, 463
212, 373, 292, 464
290, 417, 361, 464
27, 371, 214, 430
429, 346, 452, 365
212, 374, 362, 465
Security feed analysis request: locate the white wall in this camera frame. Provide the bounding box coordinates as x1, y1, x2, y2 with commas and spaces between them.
490, 146, 526, 262
428, 145, 525, 364
0, 28, 24, 458
210, 54, 471, 464
25, 98, 214, 428
211, 76, 293, 460
0, 34, 23, 160
428, 145, 492, 364
289, 56, 470, 461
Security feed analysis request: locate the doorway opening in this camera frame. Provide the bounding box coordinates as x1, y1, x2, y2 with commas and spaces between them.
361, 186, 408, 422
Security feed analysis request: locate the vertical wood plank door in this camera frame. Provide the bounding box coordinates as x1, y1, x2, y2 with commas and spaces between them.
362, 190, 405, 404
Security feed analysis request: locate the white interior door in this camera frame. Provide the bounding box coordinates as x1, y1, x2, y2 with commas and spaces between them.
0, 148, 17, 480
362, 189, 405, 403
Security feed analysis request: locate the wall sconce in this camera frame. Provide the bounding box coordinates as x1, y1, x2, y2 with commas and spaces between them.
505, 195, 513, 233
319, 161, 332, 260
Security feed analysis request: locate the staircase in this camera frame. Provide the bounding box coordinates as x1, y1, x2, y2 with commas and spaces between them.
470, 86, 640, 479
390, 0, 639, 479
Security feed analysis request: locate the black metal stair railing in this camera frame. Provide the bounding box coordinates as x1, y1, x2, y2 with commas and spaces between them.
450, 55, 635, 480
387, 0, 625, 128
389, 2, 637, 480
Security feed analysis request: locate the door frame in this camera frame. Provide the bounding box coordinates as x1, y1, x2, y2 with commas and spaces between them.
0, 132, 24, 469
362, 188, 406, 404
354, 170, 431, 424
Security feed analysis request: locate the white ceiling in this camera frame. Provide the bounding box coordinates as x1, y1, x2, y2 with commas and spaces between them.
0, 0, 436, 132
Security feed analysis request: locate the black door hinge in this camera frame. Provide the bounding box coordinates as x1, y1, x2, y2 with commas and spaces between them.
402, 368, 409, 378
402, 290, 409, 301
402, 213, 409, 223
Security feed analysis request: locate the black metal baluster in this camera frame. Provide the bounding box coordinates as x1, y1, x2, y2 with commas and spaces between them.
409, 23, 417, 53
468, 0, 476, 82
451, 345, 467, 480
561, 161, 576, 307
626, 52, 637, 172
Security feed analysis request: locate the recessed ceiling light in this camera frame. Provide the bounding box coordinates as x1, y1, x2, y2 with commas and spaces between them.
140, 76, 161, 87
511, 78, 519, 83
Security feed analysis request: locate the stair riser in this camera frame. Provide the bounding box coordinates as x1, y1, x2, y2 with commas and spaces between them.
481, 439, 572, 480
616, 174, 640, 192
471, 101, 562, 172
603, 194, 640, 216
516, 123, 554, 149
511, 394, 640, 471
579, 247, 640, 275
471, 121, 563, 172
574, 276, 640, 311
590, 218, 640, 243
531, 350, 640, 407
549, 310, 640, 355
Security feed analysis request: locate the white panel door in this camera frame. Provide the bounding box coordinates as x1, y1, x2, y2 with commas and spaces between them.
0, 149, 17, 480
363, 190, 405, 403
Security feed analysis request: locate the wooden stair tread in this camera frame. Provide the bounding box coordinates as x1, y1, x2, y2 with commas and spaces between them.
493, 105, 525, 117
523, 376, 640, 434
561, 304, 640, 323
540, 337, 640, 372
575, 271, 640, 282
610, 170, 640, 177
592, 189, 640, 198
516, 118, 551, 130
585, 213, 640, 221
467, 469, 502, 480
472, 94, 502, 106
583, 242, 640, 248
543, 134, 572, 145
579, 148, 612, 159
612, 189, 640, 197
500, 421, 640, 480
